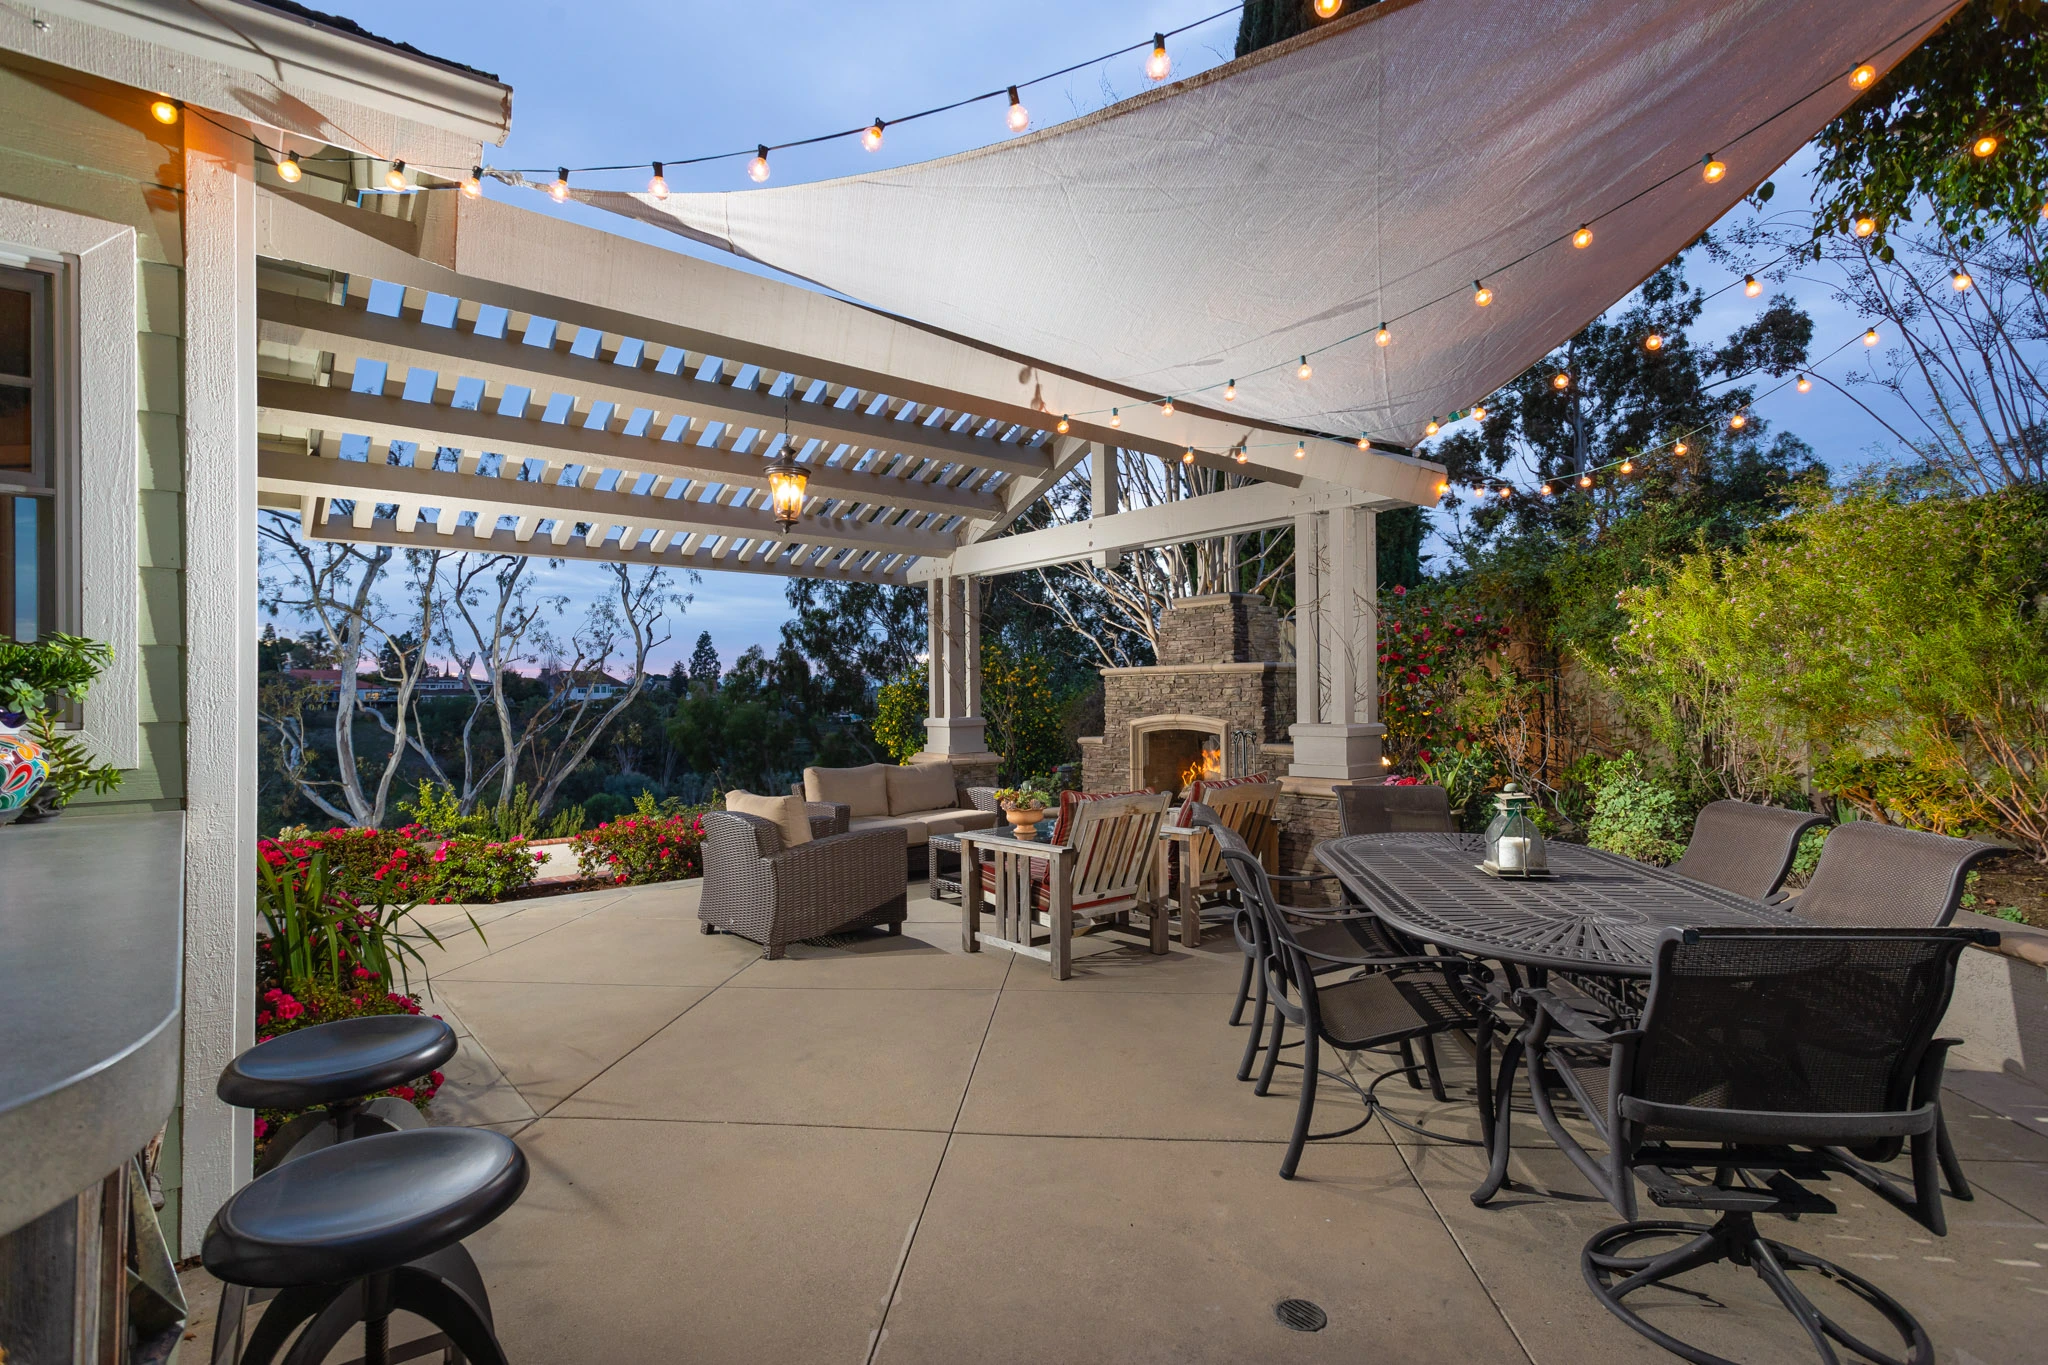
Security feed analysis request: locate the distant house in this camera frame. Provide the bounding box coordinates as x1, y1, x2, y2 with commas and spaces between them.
548, 669, 628, 702
282, 668, 392, 705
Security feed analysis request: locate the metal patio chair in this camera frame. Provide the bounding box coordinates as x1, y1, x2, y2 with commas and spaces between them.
1668, 800, 1829, 903
1520, 925, 1990, 1365
1192, 804, 1486, 1179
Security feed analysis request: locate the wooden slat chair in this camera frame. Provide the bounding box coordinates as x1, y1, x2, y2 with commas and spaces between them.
1157, 775, 1281, 948
960, 790, 1172, 979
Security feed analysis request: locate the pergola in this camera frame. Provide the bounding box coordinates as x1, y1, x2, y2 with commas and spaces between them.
254, 186, 1442, 776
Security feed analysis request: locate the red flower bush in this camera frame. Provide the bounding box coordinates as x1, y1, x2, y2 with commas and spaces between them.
260, 825, 540, 905
571, 807, 710, 886
249, 969, 446, 1157
1378, 587, 1506, 769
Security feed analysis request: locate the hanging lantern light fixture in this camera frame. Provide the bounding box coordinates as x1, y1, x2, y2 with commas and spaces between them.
767, 402, 808, 532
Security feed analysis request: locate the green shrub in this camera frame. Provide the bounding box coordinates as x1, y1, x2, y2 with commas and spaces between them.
1585, 751, 1690, 865
1417, 747, 1499, 831
401, 781, 585, 841
872, 663, 929, 763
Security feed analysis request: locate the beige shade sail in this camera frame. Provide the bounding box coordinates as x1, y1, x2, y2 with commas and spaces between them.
578, 0, 1957, 449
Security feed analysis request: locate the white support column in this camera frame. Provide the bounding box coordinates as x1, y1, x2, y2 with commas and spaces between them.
180, 116, 260, 1255
1291, 510, 1320, 735
922, 572, 991, 757
1289, 507, 1385, 781
1089, 443, 1121, 569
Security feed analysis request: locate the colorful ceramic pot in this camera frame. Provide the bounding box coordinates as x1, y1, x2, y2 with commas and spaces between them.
0, 721, 47, 824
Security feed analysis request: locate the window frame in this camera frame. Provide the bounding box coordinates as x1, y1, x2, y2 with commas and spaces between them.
0, 259, 75, 642
0, 202, 140, 768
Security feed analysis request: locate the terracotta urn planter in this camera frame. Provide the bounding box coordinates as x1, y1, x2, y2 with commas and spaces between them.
1004, 807, 1048, 838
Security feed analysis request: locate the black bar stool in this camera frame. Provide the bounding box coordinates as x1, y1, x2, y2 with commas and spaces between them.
204, 1128, 528, 1365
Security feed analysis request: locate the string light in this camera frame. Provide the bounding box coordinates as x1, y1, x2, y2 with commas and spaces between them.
1619, 459, 1634, 474
1473, 280, 1493, 307
1552, 372, 1571, 389
276, 150, 303, 184
1109, 408, 1121, 428
1181, 447, 1195, 464
1573, 224, 1593, 249
1672, 440, 1688, 456
863, 118, 885, 152
549, 166, 569, 202
1797, 374, 1811, 392
149, 99, 178, 124
1146, 33, 1171, 82
1578, 474, 1593, 488
1539, 483, 1553, 496
1854, 216, 1878, 237
1234, 446, 1250, 463
1972, 133, 2000, 159
749, 145, 770, 182
1160, 398, 1175, 416
1294, 441, 1306, 459
1643, 332, 1664, 351
1850, 63, 1877, 89
462, 166, 483, 198
387, 160, 411, 191
1729, 412, 1747, 429
1497, 486, 1512, 500
1006, 87, 1029, 133
1222, 380, 1237, 401
1424, 419, 1441, 436
1375, 324, 1391, 347
1314, 0, 1343, 16
1951, 268, 1972, 291
1744, 274, 1762, 297
1356, 435, 1371, 451
1297, 356, 1313, 381
1055, 416, 1071, 434
1472, 484, 1488, 498
1863, 327, 1880, 346
1436, 480, 1450, 495
1702, 154, 1727, 183
1471, 404, 1488, 421
647, 162, 669, 200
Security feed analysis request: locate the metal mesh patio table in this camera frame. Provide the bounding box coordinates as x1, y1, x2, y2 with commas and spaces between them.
1313, 832, 1811, 1204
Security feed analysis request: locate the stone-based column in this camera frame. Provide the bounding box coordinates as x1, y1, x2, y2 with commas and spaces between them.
922, 573, 992, 758
1289, 506, 1385, 780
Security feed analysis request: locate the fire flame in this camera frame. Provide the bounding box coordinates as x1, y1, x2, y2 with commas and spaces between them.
1181, 743, 1224, 791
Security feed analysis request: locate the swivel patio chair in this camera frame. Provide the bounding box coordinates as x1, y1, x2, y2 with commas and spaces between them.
204, 1128, 528, 1365
1788, 820, 2002, 1202
1668, 800, 1828, 903
1335, 781, 1456, 836
1191, 804, 1486, 1179
1520, 925, 1990, 1365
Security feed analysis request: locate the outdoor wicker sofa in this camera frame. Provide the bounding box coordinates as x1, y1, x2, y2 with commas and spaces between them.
799, 762, 1000, 875
698, 801, 909, 958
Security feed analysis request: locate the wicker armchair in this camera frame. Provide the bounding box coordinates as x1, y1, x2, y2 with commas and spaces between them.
698, 802, 909, 959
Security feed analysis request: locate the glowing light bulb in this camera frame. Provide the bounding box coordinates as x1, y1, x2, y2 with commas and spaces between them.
1181, 447, 1195, 465
1673, 441, 1688, 457
1952, 268, 1972, 291
276, 150, 303, 183
1472, 485, 1488, 499
1160, 398, 1175, 416
1552, 372, 1571, 390
1109, 408, 1121, 428
1539, 483, 1553, 496
1578, 474, 1593, 488
1471, 405, 1488, 421
1744, 274, 1762, 297
1297, 356, 1312, 381
1356, 435, 1371, 451
1644, 332, 1664, 351
1473, 280, 1493, 307
1424, 420, 1440, 436
749, 145, 770, 182
1702, 154, 1727, 183
863, 118, 885, 152
1497, 486, 1511, 500
387, 160, 410, 191
1055, 416, 1070, 434
1006, 87, 1029, 133
1375, 324, 1391, 347
1435, 480, 1449, 495
1864, 327, 1880, 346
1572, 224, 1593, 249
1797, 374, 1811, 393
548, 167, 569, 202
1850, 63, 1876, 89
1146, 33, 1171, 82
149, 99, 178, 125
1222, 380, 1237, 401
462, 166, 483, 198
648, 162, 668, 200
1972, 134, 1999, 159
1294, 441, 1306, 460
1854, 216, 1877, 237
1620, 459, 1634, 474
1314, 0, 1343, 16
1233, 447, 1249, 464
1729, 413, 1748, 429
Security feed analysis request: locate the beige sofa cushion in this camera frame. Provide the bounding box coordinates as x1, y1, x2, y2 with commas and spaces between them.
886, 762, 958, 816
805, 763, 890, 818
725, 791, 813, 848
849, 813, 931, 847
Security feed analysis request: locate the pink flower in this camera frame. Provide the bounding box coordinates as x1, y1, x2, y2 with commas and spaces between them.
1392, 584, 1407, 597
429, 1069, 445, 1086
390, 1085, 417, 1102
254, 1116, 270, 1139
353, 966, 376, 980
275, 999, 305, 1021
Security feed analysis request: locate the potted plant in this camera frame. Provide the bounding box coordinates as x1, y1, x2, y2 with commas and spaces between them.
993, 783, 1053, 839
0, 633, 123, 822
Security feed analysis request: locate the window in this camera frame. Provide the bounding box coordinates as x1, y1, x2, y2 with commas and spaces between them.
0, 262, 63, 642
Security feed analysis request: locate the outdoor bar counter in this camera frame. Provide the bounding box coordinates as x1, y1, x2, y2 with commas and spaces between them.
0, 811, 184, 1353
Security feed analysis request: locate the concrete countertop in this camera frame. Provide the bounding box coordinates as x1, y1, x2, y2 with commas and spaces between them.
0, 810, 184, 1236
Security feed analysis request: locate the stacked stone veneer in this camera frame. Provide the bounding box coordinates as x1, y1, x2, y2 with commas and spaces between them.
1076, 592, 1356, 905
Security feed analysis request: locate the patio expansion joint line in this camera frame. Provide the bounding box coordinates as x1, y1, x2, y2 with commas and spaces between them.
861, 952, 1012, 1365
1386, 1138, 1540, 1365
534, 953, 762, 1117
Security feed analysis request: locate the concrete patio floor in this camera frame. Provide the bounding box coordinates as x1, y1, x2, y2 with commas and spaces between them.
182, 878, 2048, 1364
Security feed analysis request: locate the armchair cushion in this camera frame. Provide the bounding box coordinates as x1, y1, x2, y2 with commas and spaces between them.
725, 790, 813, 847
803, 763, 891, 817
1050, 787, 1153, 845
1173, 772, 1270, 826
886, 761, 959, 815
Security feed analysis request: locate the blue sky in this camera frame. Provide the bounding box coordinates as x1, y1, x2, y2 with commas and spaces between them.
331, 1, 1899, 670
